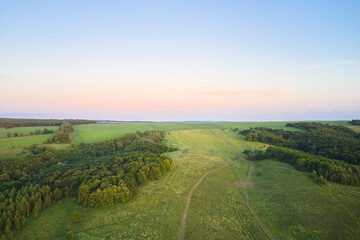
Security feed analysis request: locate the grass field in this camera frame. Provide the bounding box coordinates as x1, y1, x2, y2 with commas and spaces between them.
0, 121, 353, 151
13, 128, 360, 240
0, 125, 59, 138
14, 129, 237, 239
0, 125, 60, 151
0, 134, 56, 150
71, 121, 304, 143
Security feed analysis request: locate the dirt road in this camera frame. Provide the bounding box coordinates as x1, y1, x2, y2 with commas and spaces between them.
177, 161, 234, 240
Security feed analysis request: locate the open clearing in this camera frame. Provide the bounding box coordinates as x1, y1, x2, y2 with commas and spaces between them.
0, 125, 60, 151
13, 126, 360, 240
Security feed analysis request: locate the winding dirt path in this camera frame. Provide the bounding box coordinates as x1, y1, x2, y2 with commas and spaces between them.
178, 130, 242, 240
243, 165, 276, 240
177, 162, 235, 240
208, 130, 277, 240
178, 130, 276, 240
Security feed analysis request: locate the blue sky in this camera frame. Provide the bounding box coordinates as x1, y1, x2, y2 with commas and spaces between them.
0, 0, 359, 121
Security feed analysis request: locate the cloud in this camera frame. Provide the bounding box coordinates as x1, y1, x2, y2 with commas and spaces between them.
193, 87, 292, 97
308, 60, 356, 69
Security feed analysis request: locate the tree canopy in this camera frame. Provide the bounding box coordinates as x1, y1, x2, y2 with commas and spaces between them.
0, 130, 175, 239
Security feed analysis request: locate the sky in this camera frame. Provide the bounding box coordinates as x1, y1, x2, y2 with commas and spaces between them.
0, 0, 359, 121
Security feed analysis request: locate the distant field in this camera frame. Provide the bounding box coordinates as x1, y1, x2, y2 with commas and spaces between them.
0, 121, 352, 151
0, 125, 60, 151
14, 129, 360, 240
0, 134, 56, 150
347, 125, 360, 133
72, 121, 305, 143
0, 125, 59, 138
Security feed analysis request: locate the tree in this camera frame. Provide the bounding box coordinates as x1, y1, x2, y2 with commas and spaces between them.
44, 194, 52, 208
256, 170, 263, 176
33, 205, 39, 218
318, 175, 327, 185
73, 210, 81, 223
6, 133, 12, 138
65, 231, 74, 240
21, 215, 26, 226
13, 133, 19, 137
14, 216, 20, 229
312, 170, 318, 180
54, 188, 63, 200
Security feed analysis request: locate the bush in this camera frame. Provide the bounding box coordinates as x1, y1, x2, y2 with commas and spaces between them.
65, 231, 74, 240
73, 210, 81, 223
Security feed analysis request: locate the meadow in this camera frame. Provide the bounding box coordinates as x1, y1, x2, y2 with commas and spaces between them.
0, 126, 59, 138
10, 125, 360, 240
0, 125, 60, 153
72, 121, 304, 143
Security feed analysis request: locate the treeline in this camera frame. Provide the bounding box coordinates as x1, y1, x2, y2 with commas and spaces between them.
286, 122, 357, 134
6, 128, 54, 138
349, 119, 360, 125
0, 131, 174, 239
44, 122, 74, 144
239, 122, 360, 165
0, 118, 96, 129
244, 147, 360, 186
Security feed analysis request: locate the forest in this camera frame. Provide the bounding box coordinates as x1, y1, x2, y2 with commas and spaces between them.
239, 122, 360, 165
240, 122, 360, 186
0, 131, 174, 239
44, 122, 74, 144
0, 118, 96, 129
244, 147, 360, 186
349, 119, 360, 125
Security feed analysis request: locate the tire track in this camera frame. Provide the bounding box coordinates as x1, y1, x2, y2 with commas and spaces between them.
257, 163, 360, 195
256, 162, 360, 226
177, 162, 234, 240
208, 130, 277, 240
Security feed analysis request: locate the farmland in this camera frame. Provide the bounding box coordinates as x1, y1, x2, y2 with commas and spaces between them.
3, 122, 358, 240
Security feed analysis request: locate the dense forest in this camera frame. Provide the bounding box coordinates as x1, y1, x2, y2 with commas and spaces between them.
0, 118, 96, 129
0, 131, 174, 239
240, 122, 360, 186
244, 147, 360, 186
239, 122, 360, 165
349, 119, 360, 125
44, 122, 74, 144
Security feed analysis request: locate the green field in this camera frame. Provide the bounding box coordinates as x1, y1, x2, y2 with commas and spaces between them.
0, 125, 59, 138
0, 121, 354, 150
13, 127, 360, 240
71, 121, 304, 143
0, 125, 60, 152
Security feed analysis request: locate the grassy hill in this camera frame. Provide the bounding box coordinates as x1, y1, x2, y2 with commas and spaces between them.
13, 129, 360, 240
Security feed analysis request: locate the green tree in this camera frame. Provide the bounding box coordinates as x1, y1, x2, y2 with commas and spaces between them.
65, 231, 74, 240
73, 210, 81, 223
33, 205, 39, 218
44, 194, 52, 208
14, 216, 20, 229
54, 188, 63, 200
318, 175, 327, 185
312, 170, 318, 179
